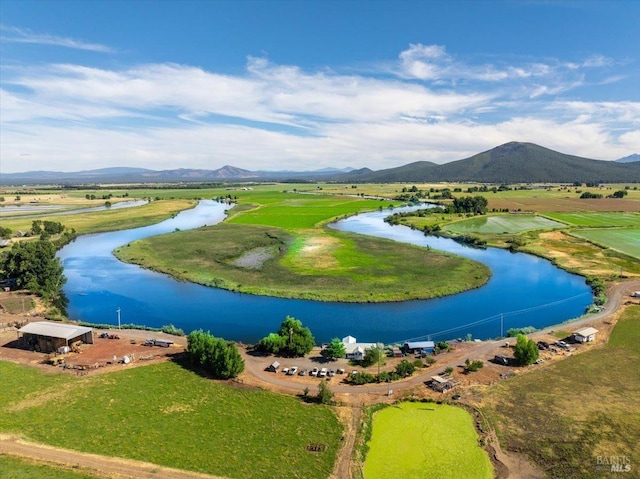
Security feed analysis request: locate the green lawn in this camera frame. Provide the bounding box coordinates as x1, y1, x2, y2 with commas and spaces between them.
364, 402, 493, 479
571, 228, 640, 260
544, 212, 640, 228
483, 306, 640, 479
0, 456, 99, 479
445, 214, 565, 234
0, 361, 342, 479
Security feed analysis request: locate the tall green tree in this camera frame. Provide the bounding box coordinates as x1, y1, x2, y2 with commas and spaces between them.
186, 330, 244, 379
321, 338, 346, 360
362, 346, 386, 368
513, 334, 539, 366
2, 240, 67, 312
256, 316, 316, 357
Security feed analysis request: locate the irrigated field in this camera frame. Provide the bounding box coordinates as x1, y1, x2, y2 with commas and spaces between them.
571, 228, 640, 260
363, 402, 493, 479
482, 305, 640, 479
445, 214, 564, 234
0, 456, 97, 479
544, 212, 640, 227
0, 360, 342, 479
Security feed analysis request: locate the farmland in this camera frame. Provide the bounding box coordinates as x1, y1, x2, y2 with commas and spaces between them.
0, 456, 97, 479
363, 402, 493, 479
0, 360, 342, 479
444, 214, 565, 235
481, 305, 640, 479
571, 228, 640, 260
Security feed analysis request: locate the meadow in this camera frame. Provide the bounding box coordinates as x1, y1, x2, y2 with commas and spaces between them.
543, 212, 640, 227
444, 214, 565, 234
0, 456, 98, 479
115, 221, 490, 302
0, 360, 342, 479
571, 228, 640, 260
363, 402, 493, 479
481, 305, 640, 479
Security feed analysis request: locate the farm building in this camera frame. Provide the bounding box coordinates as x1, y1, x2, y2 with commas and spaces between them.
572, 327, 598, 343
428, 375, 460, 393
342, 335, 381, 360
18, 321, 93, 353
403, 341, 435, 354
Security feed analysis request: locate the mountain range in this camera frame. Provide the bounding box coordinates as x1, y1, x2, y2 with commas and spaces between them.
1, 143, 639, 185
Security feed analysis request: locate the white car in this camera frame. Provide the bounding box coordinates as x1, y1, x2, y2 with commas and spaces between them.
310, 367, 319, 376
287, 366, 298, 375
319, 367, 328, 377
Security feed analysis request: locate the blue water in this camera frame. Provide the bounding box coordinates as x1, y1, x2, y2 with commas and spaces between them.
59, 201, 592, 344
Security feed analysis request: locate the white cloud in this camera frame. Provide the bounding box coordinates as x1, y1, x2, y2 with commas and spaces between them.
0, 25, 115, 53
0, 44, 637, 172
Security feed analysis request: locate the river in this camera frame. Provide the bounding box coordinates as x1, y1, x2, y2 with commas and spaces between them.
59, 200, 592, 344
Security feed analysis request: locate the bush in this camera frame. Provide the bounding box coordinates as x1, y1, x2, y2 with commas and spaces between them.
513, 333, 539, 366
186, 330, 244, 379
464, 358, 484, 372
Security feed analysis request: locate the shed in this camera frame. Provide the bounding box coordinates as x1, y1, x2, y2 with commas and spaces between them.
428, 375, 459, 392
267, 360, 280, 372
403, 341, 435, 354
572, 327, 598, 343
19, 321, 93, 353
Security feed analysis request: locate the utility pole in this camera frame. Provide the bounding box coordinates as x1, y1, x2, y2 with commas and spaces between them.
500, 313, 504, 338
117, 307, 121, 330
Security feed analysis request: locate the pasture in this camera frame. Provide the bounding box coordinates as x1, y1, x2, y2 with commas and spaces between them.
445, 214, 564, 234
543, 212, 640, 228
482, 305, 640, 479
0, 456, 97, 479
363, 402, 493, 479
0, 360, 342, 479
571, 228, 640, 260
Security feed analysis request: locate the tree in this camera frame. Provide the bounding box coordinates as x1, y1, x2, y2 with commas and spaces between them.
256, 316, 315, 357
362, 346, 386, 368
513, 334, 539, 366
464, 358, 484, 372
186, 330, 244, 379
395, 360, 416, 377
322, 338, 346, 360
2, 240, 67, 312
317, 380, 334, 405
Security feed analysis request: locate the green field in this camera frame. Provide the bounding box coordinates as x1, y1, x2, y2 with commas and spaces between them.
363, 402, 493, 479
483, 305, 640, 479
572, 228, 640, 260
0, 361, 342, 479
544, 212, 640, 227
115, 222, 490, 302
0, 456, 98, 479
445, 214, 565, 234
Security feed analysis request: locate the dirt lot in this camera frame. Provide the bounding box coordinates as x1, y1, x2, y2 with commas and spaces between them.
0, 324, 187, 375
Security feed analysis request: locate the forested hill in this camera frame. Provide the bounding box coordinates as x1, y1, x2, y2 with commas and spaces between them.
337, 142, 640, 183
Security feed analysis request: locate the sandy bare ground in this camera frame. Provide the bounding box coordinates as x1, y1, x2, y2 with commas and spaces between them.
0, 434, 228, 479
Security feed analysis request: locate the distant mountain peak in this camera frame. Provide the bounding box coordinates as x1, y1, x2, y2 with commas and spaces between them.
616, 153, 640, 163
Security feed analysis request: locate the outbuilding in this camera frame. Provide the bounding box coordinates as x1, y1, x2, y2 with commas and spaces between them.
267, 361, 280, 372
572, 327, 598, 343
403, 341, 435, 354
18, 321, 93, 353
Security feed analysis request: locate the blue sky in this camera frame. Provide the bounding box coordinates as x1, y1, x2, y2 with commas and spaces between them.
1, 0, 639, 173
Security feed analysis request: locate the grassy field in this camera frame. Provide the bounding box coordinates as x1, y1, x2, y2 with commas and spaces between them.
482, 305, 640, 479
444, 215, 565, 234
0, 456, 98, 479
115, 222, 490, 302
0, 360, 342, 479
363, 402, 493, 479
544, 212, 640, 227
571, 228, 640, 260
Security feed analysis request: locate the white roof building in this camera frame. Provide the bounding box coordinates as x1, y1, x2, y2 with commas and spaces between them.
19, 321, 93, 341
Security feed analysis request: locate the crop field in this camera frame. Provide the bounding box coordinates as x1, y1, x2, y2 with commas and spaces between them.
0, 456, 97, 479
571, 228, 640, 260
543, 212, 640, 227
482, 305, 640, 479
363, 402, 493, 479
0, 360, 342, 479
445, 214, 565, 234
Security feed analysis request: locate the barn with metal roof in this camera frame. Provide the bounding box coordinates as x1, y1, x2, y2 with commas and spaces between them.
19, 321, 93, 353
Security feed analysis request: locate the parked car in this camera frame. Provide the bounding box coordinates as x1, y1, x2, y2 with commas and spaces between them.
287, 366, 298, 375
282, 367, 289, 374
555, 340, 569, 349
310, 367, 319, 376
337, 368, 345, 374
328, 369, 335, 377
493, 354, 509, 366
319, 367, 328, 377
537, 341, 550, 350
298, 368, 307, 376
